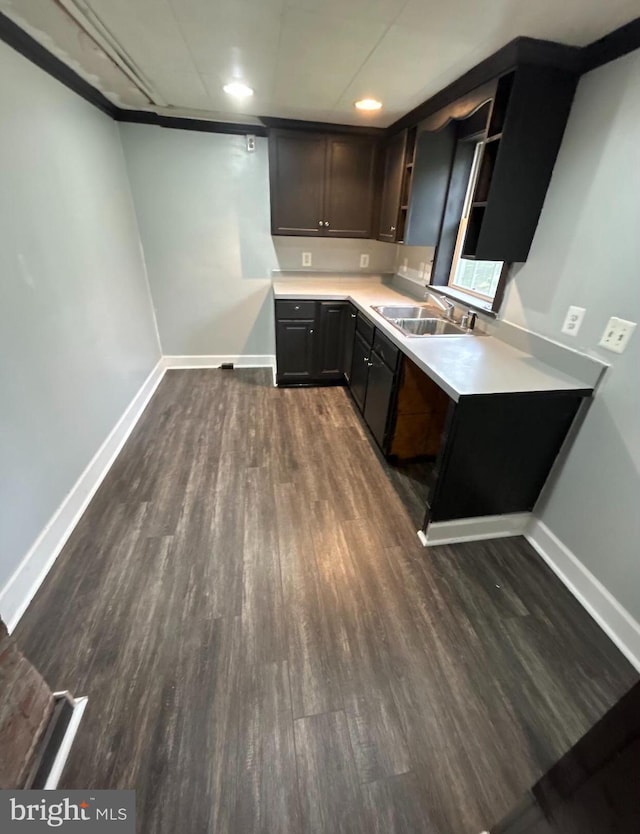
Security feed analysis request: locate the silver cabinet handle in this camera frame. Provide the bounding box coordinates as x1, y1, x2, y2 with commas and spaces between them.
367, 362, 373, 367
364, 356, 369, 362
390, 225, 396, 232
318, 220, 323, 226
310, 329, 314, 333
351, 313, 356, 319
294, 305, 300, 310
325, 221, 330, 227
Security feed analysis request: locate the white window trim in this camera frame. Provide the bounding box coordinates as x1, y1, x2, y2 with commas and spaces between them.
447, 141, 502, 304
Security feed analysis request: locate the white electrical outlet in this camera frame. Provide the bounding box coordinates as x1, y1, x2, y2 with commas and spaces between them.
360, 253, 370, 269
561, 305, 586, 336
302, 252, 312, 267
598, 317, 636, 354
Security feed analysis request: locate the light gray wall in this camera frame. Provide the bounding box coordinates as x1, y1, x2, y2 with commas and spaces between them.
119, 125, 400, 356
0, 41, 160, 589
393, 244, 435, 286
500, 50, 640, 621
119, 126, 279, 356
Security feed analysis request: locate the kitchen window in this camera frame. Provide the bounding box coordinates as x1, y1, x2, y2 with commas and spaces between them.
448, 141, 503, 303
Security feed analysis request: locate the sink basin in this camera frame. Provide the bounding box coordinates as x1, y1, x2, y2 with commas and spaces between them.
394, 318, 466, 336
374, 305, 441, 320
372, 304, 472, 337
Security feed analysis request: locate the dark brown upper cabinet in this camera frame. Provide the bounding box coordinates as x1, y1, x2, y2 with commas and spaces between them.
269, 129, 377, 238
462, 65, 578, 262
377, 129, 409, 243
419, 65, 578, 281
404, 123, 457, 247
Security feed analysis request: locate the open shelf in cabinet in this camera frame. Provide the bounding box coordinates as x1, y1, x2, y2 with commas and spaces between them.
487, 71, 515, 137
461, 205, 485, 257
474, 139, 500, 204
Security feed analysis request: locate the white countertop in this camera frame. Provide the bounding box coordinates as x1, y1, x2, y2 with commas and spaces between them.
272, 277, 593, 401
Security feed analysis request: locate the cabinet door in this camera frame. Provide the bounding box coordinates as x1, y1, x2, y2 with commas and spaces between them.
276, 319, 316, 383
378, 130, 407, 242
363, 351, 395, 450
349, 331, 370, 411
324, 136, 377, 238
269, 131, 326, 236
317, 302, 347, 380
405, 124, 456, 246
342, 305, 358, 381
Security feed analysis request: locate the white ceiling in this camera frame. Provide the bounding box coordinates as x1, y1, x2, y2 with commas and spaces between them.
2, 0, 639, 126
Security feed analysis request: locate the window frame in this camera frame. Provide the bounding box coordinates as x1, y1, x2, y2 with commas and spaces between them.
447, 139, 503, 304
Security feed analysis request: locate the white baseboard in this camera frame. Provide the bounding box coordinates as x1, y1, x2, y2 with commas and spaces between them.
163, 354, 276, 371
0, 360, 166, 632
420, 513, 531, 546
526, 519, 640, 671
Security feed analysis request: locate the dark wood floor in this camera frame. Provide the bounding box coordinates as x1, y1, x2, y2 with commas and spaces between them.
15, 370, 637, 834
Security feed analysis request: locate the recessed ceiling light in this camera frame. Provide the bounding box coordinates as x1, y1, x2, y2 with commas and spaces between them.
223, 81, 254, 99
355, 98, 382, 111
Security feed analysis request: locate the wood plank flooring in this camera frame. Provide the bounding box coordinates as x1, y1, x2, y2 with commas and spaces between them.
14, 370, 637, 834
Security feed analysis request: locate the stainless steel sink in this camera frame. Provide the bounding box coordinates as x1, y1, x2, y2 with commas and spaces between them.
372, 304, 472, 337
393, 318, 466, 336
374, 305, 440, 320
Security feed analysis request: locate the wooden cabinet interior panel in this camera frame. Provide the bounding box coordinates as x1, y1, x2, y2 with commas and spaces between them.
390, 358, 450, 459
0, 618, 54, 788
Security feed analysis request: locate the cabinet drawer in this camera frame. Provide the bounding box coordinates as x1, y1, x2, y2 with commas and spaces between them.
356, 313, 375, 346
276, 300, 317, 319
373, 329, 399, 370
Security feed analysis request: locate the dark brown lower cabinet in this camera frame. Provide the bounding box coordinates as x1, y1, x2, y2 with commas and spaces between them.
426, 392, 584, 523
275, 318, 316, 384
316, 302, 347, 381
362, 351, 395, 448
342, 305, 358, 382
348, 331, 370, 410
489, 680, 640, 834
275, 299, 352, 385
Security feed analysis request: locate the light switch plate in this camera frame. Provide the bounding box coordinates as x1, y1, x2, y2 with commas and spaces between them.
302, 252, 312, 267
561, 305, 586, 336
599, 317, 636, 353
360, 253, 370, 268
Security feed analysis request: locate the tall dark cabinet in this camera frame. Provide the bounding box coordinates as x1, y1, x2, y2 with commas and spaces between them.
269, 130, 377, 238
377, 130, 407, 242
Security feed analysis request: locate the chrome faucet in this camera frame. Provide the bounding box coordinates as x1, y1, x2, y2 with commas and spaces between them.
426, 292, 456, 320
